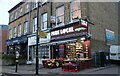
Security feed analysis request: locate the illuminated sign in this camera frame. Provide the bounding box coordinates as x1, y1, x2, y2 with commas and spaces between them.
81, 19, 88, 27
51, 27, 74, 36
75, 27, 87, 32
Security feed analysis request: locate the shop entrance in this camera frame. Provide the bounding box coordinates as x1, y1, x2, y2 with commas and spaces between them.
65, 40, 84, 59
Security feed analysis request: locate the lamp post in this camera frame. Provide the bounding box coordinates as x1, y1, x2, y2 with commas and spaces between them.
36, 1, 39, 75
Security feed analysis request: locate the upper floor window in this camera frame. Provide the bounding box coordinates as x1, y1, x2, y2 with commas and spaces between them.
70, 0, 81, 22
24, 21, 28, 35
32, 17, 37, 33
10, 14, 13, 22
56, 6, 64, 26
20, 7, 23, 16
33, 0, 38, 9
13, 27, 17, 38
41, 13, 47, 30
15, 11, 18, 19
18, 24, 22, 36
9, 29, 12, 39
42, 0, 48, 4
25, 3, 29, 13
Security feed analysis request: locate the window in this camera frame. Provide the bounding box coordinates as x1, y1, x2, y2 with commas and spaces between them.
15, 12, 18, 19
41, 13, 47, 30
13, 27, 17, 38
32, 17, 37, 33
33, 0, 38, 9
18, 24, 22, 36
20, 7, 23, 16
42, 0, 48, 4
25, 3, 29, 13
10, 14, 13, 22
56, 6, 64, 26
9, 29, 12, 39
24, 21, 28, 35
70, 0, 81, 21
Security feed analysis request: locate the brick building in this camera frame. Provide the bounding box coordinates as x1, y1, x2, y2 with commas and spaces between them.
0, 25, 8, 54
7, 1, 119, 64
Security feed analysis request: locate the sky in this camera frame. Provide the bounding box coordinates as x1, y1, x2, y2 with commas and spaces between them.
0, 0, 22, 25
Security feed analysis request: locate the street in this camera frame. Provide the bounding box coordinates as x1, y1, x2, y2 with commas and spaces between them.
1, 64, 120, 76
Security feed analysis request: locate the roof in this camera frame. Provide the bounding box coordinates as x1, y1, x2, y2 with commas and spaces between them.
8, 1, 24, 13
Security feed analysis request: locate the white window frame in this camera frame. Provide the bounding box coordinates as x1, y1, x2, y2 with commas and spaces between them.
32, 17, 37, 33
9, 29, 12, 39
20, 7, 23, 16
15, 11, 18, 19
10, 14, 13, 22
25, 3, 29, 13
42, 0, 48, 4
18, 24, 22, 36
13, 27, 17, 38
33, 0, 38, 9
70, 0, 81, 22
24, 21, 28, 35
41, 13, 47, 31
56, 5, 64, 27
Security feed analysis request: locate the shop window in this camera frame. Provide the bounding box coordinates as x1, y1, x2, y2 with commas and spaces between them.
24, 21, 28, 35
32, 17, 37, 33
18, 24, 22, 36
56, 5, 64, 27
70, 0, 81, 22
41, 13, 47, 30
39, 46, 49, 59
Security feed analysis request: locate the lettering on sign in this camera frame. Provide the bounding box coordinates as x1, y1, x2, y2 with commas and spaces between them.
51, 27, 74, 36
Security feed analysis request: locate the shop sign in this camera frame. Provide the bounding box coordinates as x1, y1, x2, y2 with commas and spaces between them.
75, 27, 87, 32
51, 27, 74, 36
105, 29, 116, 45
39, 33, 50, 43
81, 19, 88, 27
51, 32, 87, 41
28, 36, 36, 46
38, 31, 47, 38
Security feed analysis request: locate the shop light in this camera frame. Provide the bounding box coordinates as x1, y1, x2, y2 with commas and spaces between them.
80, 37, 85, 41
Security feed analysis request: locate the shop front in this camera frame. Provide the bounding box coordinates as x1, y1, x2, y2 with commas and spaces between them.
42, 20, 91, 70
6, 35, 28, 59
50, 21, 90, 60
27, 33, 50, 64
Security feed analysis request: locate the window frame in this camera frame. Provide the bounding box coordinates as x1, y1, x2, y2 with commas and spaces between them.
9, 29, 12, 39
13, 27, 17, 38
24, 21, 28, 35
10, 14, 13, 22
15, 11, 18, 19
41, 12, 48, 31
70, 0, 81, 22
32, 17, 37, 33
56, 5, 64, 27
25, 3, 29, 13
20, 7, 23, 16
18, 24, 22, 36
33, 0, 38, 9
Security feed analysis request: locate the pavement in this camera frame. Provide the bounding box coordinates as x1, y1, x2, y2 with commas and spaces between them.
1, 64, 119, 75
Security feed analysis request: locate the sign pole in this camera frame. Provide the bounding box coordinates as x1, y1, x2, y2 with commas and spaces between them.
36, 1, 39, 75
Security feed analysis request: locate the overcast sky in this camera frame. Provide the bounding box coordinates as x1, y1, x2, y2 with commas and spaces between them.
0, 0, 22, 25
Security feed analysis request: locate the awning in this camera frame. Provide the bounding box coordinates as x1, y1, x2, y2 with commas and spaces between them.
6, 35, 27, 46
